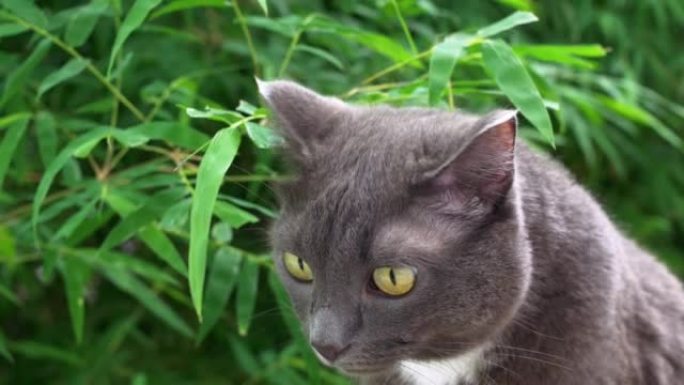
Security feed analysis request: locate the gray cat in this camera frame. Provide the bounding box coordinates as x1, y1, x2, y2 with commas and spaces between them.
260, 79, 684, 385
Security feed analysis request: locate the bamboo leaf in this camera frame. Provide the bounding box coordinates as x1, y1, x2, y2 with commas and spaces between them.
9, 341, 82, 366
477, 11, 538, 38
0, 330, 12, 363
0, 23, 28, 37
257, 0, 268, 15
236, 258, 259, 336
37, 58, 88, 98
197, 248, 242, 343
189, 128, 241, 320
32, 127, 110, 236
428, 33, 470, 105
214, 201, 259, 228
127, 122, 210, 150
0, 0, 48, 28
150, 0, 227, 19
107, 0, 163, 76
53, 198, 98, 240
64, 0, 109, 47
245, 122, 283, 149
34, 111, 58, 168
1, 38, 51, 107
103, 267, 192, 337
482, 40, 554, 145
60, 257, 90, 344
268, 271, 320, 383
0, 116, 29, 191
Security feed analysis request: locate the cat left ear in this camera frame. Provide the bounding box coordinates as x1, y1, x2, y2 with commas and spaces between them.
256, 79, 348, 159
418, 110, 518, 212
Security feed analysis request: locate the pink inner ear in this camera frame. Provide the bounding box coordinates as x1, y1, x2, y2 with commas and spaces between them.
428, 117, 516, 209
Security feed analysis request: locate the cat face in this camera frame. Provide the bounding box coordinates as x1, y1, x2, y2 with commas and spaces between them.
262, 80, 531, 376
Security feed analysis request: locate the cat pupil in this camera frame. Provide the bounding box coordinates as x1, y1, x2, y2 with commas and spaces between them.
297, 257, 304, 271
389, 269, 396, 286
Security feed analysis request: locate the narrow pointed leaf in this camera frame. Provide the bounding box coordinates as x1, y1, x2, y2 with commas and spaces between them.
428, 33, 470, 105
236, 258, 259, 336
38, 58, 88, 98
477, 11, 538, 38
189, 128, 241, 320
32, 127, 110, 234
101, 188, 186, 250
269, 271, 320, 383
103, 267, 192, 337
64, 0, 109, 47
35, 112, 58, 168
1, 38, 51, 107
53, 198, 98, 240
0, 330, 12, 363
0, 117, 29, 190
107, 0, 163, 76
60, 257, 90, 344
197, 248, 242, 343
0, 0, 48, 28
482, 40, 554, 145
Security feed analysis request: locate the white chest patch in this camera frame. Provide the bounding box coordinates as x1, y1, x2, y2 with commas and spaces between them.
399, 345, 488, 385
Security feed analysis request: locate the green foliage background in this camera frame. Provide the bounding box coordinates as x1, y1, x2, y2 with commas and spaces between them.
1, 0, 683, 383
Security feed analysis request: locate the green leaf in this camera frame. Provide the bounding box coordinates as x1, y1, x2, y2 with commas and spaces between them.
0, 280, 19, 306
186, 106, 242, 124
228, 335, 259, 375
0, 225, 16, 265
0, 330, 13, 363
103, 267, 192, 337
214, 201, 259, 229
9, 340, 82, 366
1, 38, 51, 107
189, 128, 242, 320
53, 198, 98, 240
482, 40, 554, 145
428, 33, 470, 105
1, 0, 48, 28
197, 248, 242, 343
245, 122, 283, 149
0, 23, 28, 38
0, 116, 28, 191
268, 271, 320, 384
150, 0, 227, 19
35, 111, 58, 168
104, 191, 188, 277
138, 226, 188, 277
32, 127, 110, 237
37, 58, 88, 98
60, 257, 90, 344
211, 222, 233, 243
477, 11, 538, 38
64, 0, 109, 47
236, 258, 259, 336
127, 122, 210, 150
102, 188, 185, 250
257, 0, 268, 15
112, 129, 150, 147
294, 45, 345, 70
107, 0, 163, 76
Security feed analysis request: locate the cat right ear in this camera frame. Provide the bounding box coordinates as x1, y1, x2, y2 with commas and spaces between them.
256, 79, 349, 159
415, 110, 518, 214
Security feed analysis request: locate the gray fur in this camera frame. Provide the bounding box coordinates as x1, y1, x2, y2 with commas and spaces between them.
262, 80, 684, 385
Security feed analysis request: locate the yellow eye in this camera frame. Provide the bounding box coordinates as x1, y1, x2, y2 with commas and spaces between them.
372, 266, 416, 296
283, 252, 313, 282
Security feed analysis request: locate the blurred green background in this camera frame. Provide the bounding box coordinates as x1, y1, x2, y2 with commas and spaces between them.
1, 0, 683, 384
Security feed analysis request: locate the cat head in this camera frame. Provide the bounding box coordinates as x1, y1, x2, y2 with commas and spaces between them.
262, 80, 531, 376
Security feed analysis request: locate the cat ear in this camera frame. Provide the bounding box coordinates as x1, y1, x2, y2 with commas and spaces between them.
256, 79, 348, 158
417, 110, 518, 213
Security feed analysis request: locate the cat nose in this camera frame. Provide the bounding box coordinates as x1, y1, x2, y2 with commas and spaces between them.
311, 341, 349, 363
